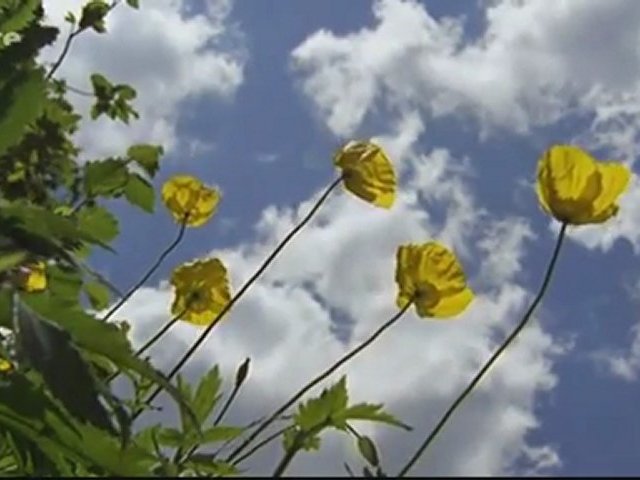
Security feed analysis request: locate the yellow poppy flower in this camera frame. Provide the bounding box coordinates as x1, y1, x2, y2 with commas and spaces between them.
170, 258, 231, 326
161, 175, 220, 227
0, 358, 13, 374
536, 145, 630, 225
19, 262, 47, 292
334, 140, 396, 209
395, 242, 473, 318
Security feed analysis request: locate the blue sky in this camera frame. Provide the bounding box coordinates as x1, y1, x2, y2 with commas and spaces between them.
41, 0, 640, 476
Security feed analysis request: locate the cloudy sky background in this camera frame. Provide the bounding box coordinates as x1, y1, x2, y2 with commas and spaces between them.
38, 0, 640, 475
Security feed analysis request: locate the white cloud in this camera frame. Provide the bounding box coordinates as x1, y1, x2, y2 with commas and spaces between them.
40, 0, 245, 159
117, 142, 563, 476
291, 0, 640, 148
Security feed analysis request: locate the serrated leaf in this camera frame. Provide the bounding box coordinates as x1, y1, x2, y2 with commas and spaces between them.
84, 159, 129, 198
192, 365, 222, 425
0, 69, 46, 156
84, 280, 110, 310
124, 173, 154, 213
357, 436, 379, 467
295, 376, 348, 431
76, 205, 119, 243
127, 144, 162, 177
339, 403, 411, 431
21, 294, 199, 432
15, 297, 115, 434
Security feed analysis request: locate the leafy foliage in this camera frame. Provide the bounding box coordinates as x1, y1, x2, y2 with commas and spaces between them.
283, 377, 410, 456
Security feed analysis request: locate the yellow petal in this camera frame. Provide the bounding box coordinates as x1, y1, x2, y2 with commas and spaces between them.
162, 175, 220, 227
590, 163, 631, 222
424, 287, 474, 319
20, 262, 47, 292
395, 242, 472, 319
170, 258, 232, 326
535, 145, 630, 225
415, 242, 468, 293
0, 358, 13, 373
334, 141, 396, 209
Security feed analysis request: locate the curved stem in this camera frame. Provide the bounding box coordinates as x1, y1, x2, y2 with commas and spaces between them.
46, 1, 121, 80
131, 177, 343, 422
397, 222, 568, 477
226, 301, 412, 465
45, 25, 79, 81
101, 222, 187, 323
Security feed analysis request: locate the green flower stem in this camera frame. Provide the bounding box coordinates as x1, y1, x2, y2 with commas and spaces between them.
131, 177, 344, 422
225, 301, 413, 466
232, 425, 293, 467
134, 313, 183, 358
101, 221, 187, 323
397, 222, 568, 477
272, 421, 329, 477
272, 433, 304, 478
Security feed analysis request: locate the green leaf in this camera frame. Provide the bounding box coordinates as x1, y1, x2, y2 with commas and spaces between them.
79, 0, 110, 33
90, 73, 112, 97
0, 0, 39, 38
0, 249, 27, 273
46, 264, 84, 306
125, 0, 140, 8
76, 205, 119, 243
283, 427, 321, 453
0, 201, 113, 254
356, 435, 379, 467
295, 376, 348, 431
21, 294, 199, 431
0, 69, 46, 157
186, 456, 239, 476
339, 404, 412, 431
83, 159, 129, 198
14, 297, 115, 434
84, 280, 110, 310
192, 365, 222, 425
127, 144, 162, 177
124, 173, 154, 213
155, 428, 183, 448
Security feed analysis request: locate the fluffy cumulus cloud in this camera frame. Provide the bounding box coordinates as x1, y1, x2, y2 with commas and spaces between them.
39, 0, 245, 159
291, 0, 640, 147
118, 139, 564, 475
